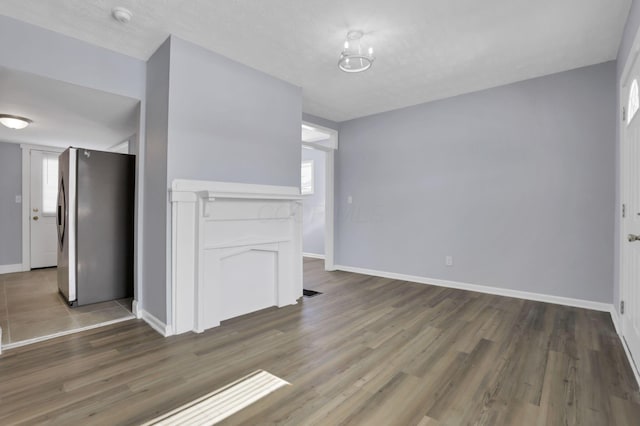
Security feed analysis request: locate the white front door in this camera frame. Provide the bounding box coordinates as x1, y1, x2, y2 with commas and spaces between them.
622, 56, 640, 373
30, 150, 59, 268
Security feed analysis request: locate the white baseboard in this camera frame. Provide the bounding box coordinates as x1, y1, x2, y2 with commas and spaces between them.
610, 307, 622, 335
303, 253, 325, 260
132, 300, 142, 319
0, 264, 23, 275
333, 264, 612, 312
139, 308, 173, 337
609, 308, 640, 387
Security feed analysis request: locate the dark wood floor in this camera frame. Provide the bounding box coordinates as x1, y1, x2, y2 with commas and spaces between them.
0, 258, 638, 425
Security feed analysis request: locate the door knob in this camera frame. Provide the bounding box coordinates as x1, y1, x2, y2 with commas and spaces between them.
32, 216, 39, 221
629, 234, 640, 242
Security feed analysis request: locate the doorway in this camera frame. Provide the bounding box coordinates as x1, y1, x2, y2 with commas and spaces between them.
29, 149, 60, 268
300, 121, 337, 270
302, 147, 326, 258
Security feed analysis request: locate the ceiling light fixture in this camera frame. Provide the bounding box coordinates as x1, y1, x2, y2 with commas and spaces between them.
338, 30, 375, 73
112, 7, 133, 24
0, 114, 32, 130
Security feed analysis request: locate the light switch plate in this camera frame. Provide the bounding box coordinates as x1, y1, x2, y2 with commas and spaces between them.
15, 195, 22, 203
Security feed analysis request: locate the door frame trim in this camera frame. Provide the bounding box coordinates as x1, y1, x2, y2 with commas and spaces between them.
20, 144, 64, 271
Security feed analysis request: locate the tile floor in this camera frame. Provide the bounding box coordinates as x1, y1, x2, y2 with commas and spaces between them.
0, 268, 133, 346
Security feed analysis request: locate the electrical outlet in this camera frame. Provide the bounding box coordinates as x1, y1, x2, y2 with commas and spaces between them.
445, 256, 454, 266
347, 196, 353, 204
15, 195, 22, 204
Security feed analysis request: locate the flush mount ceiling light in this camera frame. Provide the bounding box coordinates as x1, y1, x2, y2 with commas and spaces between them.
112, 6, 133, 24
338, 30, 375, 73
0, 114, 32, 130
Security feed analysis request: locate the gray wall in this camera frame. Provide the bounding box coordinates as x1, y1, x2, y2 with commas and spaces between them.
0, 142, 22, 266
167, 36, 302, 186
336, 61, 616, 303
143, 38, 171, 322
615, 0, 640, 315
302, 148, 326, 256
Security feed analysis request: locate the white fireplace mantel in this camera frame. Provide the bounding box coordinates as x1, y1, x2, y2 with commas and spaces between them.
169, 179, 303, 335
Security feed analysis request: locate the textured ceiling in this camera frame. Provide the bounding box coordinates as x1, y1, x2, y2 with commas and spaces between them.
0, 67, 139, 149
0, 0, 632, 121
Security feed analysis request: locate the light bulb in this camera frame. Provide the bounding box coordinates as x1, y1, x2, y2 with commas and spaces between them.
344, 41, 349, 49
368, 47, 374, 56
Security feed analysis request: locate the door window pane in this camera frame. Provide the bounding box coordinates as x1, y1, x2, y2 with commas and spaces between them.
42, 154, 59, 215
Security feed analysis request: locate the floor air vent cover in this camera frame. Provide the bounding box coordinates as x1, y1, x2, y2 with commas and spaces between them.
303, 289, 322, 297
143, 370, 289, 425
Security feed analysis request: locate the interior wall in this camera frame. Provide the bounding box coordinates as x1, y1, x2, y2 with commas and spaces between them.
166, 36, 302, 186
302, 148, 326, 256
336, 61, 616, 303
0, 142, 22, 266
615, 0, 640, 315
143, 37, 171, 322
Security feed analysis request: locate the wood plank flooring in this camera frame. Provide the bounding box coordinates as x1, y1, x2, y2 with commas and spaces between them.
0, 258, 638, 425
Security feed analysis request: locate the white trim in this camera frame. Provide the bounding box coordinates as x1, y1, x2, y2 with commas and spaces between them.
0, 264, 23, 275
132, 299, 142, 319
20, 144, 65, 272
21, 146, 29, 271
324, 149, 335, 271
303, 253, 325, 260
610, 308, 640, 387
139, 308, 173, 337
1, 315, 135, 351
334, 264, 612, 312
171, 179, 300, 198
301, 120, 338, 150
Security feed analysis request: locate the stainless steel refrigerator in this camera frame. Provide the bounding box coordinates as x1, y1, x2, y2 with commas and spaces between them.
57, 147, 135, 306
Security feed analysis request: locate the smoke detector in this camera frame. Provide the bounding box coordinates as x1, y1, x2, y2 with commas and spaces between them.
112, 7, 132, 24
